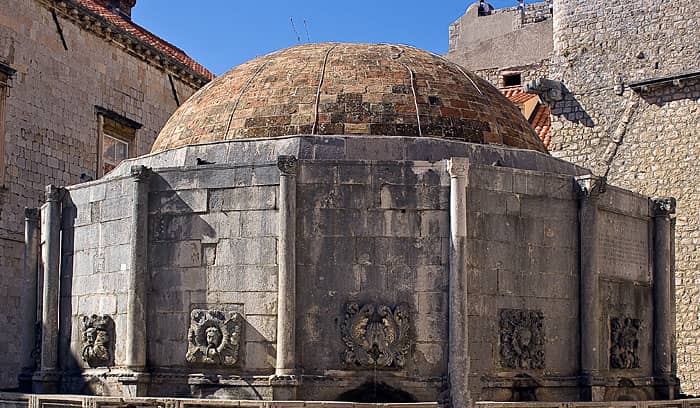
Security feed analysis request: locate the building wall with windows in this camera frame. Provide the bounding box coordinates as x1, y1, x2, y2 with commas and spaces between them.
0, 0, 211, 388
446, 1, 552, 86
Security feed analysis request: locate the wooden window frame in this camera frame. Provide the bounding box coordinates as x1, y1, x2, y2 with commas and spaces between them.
95, 107, 142, 178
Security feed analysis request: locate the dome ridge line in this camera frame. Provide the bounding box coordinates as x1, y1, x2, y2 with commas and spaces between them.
392, 56, 423, 137
311, 43, 339, 136
384, 44, 423, 137
223, 54, 276, 139
152, 43, 548, 154
424, 49, 484, 96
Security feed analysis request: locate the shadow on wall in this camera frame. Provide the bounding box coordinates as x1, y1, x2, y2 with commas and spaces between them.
636, 88, 700, 108
59, 193, 91, 395
337, 382, 417, 403
551, 84, 595, 128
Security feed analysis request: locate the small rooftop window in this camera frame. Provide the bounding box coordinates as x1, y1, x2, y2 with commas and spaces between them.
503, 73, 522, 87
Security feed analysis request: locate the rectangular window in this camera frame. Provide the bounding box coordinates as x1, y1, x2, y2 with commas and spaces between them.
96, 107, 142, 177
0, 63, 16, 187
503, 73, 523, 87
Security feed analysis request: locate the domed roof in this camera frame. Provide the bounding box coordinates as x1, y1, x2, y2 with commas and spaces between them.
152, 43, 547, 153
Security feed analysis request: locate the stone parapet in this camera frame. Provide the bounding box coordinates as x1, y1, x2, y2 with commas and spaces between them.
0, 392, 439, 407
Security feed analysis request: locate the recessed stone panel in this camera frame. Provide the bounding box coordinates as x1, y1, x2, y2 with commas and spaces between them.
598, 210, 651, 283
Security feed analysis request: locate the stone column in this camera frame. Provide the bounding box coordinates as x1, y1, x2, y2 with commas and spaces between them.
19, 208, 40, 390
575, 175, 606, 401
121, 165, 151, 396
275, 156, 298, 379
652, 197, 677, 399
448, 158, 470, 408
33, 186, 62, 393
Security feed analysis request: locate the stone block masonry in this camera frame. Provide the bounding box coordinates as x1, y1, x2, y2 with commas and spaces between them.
0, 0, 208, 388
548, 0, 700, 394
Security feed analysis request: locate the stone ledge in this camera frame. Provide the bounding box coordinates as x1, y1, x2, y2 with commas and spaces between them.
0, 392, 439, 407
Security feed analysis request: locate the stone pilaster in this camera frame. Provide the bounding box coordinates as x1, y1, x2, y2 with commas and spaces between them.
121, 165, 151, 396
275, 156, 298, 382
33, 186, 62, 393
19, 208, 40, 391
575, 175, 606, 401
447, 158, 470, 408
652, 197, 678, 399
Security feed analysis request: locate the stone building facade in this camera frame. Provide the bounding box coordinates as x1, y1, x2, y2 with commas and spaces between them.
19, 43, 678, 405
545, 0, 700, 394
446, 1, 552, 89
448, 0, 700, 394
0, 0, 212, 389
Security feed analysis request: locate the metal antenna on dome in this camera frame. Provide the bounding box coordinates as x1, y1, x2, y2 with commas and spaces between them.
303, 19, 311, 43
290, 18, 302, 44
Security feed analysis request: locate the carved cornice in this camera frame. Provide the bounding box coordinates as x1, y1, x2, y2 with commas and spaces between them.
277, 156, 298, 176
34, 0, 210, 89
24, 207, 40, 221
652, 197, 676, 217
575, 175, 606, 199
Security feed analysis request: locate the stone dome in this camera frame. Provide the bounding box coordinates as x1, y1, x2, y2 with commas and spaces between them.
152, 43, 547, 153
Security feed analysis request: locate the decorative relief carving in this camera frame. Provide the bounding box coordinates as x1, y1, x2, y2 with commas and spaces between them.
652, 197, 676, 217
340, 302, 411, 369
610, 316, 641, 369
277, 155, 298, 175
499, 309, 545, 369
81, 315, 114, 368
186, 309, 242, 366
575, 175, 607, 199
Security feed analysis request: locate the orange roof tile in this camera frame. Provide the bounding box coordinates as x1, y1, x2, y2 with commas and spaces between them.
74, 0, 214, 80
501, 85, 552, 149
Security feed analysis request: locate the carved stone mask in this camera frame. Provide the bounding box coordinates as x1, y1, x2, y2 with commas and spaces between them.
206, 326, 222, 347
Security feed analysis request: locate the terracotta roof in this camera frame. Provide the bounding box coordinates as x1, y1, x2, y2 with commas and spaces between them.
72, 0, 214, 80
152, 43, 548, 154
531, 103, 553, 149
501, 86, 552, 149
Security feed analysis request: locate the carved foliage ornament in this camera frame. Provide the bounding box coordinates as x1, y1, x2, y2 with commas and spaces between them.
499, 309, 545, 369
652, 197, 676, 217
277, 155, 298, 175
186, 309, 242, 367
81, 314, 114, 368
340, 302, 411, 370
610, 316, 641, 369
575, 175, 606, 199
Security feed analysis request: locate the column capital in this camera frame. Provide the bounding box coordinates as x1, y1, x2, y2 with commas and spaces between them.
447, 157, 469, 178
25, 207, 40, 221
130, 165, 151, 181
44, 185, 62, 202
651, 197, 676, 217
575, 175, 606, 199
277, 156, 298, 176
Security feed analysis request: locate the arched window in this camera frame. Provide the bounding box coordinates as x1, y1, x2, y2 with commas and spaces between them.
337, 382, 417, 403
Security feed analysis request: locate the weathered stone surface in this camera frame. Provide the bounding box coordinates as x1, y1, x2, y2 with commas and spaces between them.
545, 0, 698, 391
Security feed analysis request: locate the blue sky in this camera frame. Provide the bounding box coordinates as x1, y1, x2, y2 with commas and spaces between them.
133, 0, 516, 76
